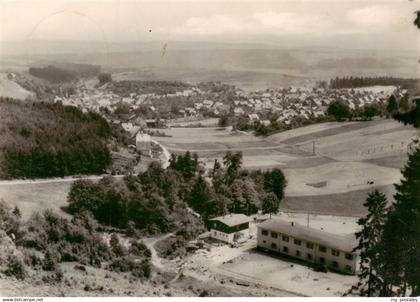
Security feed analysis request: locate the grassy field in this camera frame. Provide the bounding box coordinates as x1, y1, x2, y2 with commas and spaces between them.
154, 119, 414, 215
0, 181, 73, 220
281, 185, 396, 216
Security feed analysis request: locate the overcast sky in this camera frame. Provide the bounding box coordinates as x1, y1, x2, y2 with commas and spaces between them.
0, 0, 419, 50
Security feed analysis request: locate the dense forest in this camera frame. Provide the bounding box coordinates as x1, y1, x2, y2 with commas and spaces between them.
67, 151, 286, 255
28, 63, 101, 83
329, 76, 419, 90
0, 97, 111, 179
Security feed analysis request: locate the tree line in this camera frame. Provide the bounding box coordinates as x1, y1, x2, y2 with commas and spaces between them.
329, 76, 419, 90
326, 93, 414, 122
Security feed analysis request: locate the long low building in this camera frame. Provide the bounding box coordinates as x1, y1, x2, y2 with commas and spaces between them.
257, 219, 358, 274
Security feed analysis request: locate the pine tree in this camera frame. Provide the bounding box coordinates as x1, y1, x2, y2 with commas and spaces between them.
188, 175, 211, 216
377, 210, 402, 296
383, 148, 420, 296
352, 190, 387, 296
386, 95, 398, 114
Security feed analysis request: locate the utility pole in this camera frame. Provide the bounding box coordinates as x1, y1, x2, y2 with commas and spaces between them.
307, 212, 310, 228
312, 141, 316, 155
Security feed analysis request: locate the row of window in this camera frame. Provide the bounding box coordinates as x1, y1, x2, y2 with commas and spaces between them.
261, 229, 354, 260
268, 242, 352, 272
214, 231, 229, 239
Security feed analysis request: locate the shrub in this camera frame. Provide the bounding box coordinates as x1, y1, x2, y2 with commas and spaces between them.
109, 256, 151, 279
42, 249, 60, 271
110, 233, 126, 257
23, 250, 42, 268
129, 240, 151, 258
4, 255, 25, 280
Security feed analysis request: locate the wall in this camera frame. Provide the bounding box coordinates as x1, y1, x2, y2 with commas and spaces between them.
210, 229, 235, 244
257, 226, 358, 274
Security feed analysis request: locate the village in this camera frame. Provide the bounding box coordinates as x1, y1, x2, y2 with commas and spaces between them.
54, 78, 404, 131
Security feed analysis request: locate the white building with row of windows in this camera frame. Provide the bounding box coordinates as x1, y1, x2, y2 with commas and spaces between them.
257, 219, 359, 274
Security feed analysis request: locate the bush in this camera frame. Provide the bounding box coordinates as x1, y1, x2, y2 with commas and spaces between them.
109, 256, 151, 279
42, 249, 60, 271
4, 255, 25, 280
129, 240, 151, 258
23, 250, 42, 268
110, 233, 126, 257
21, 210, 112, 269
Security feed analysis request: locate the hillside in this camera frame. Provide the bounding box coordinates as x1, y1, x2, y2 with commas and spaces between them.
0, 73, 34, 100
0, 98, 111, 179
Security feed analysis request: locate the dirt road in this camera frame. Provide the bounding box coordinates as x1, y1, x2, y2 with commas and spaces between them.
142, 233, 174, 270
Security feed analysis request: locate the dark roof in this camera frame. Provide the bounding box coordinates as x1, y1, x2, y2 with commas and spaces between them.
209, 214, 252, 227
258, 219, 357, 252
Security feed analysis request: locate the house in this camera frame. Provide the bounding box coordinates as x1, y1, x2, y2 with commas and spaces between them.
208, 214, 253, 244
136, 131, 152, 154
248, 113, 260, 122
121, 122, 134, 132
257, 219, 358, 275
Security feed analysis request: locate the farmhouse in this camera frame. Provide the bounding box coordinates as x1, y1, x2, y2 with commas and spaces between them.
135, 131, 152, 154
257, 219, 358, 274
208, 214, 253, 244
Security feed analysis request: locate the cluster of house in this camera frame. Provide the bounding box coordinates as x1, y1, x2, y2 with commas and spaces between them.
55, 79, 400, 127
208, 214, 358, 275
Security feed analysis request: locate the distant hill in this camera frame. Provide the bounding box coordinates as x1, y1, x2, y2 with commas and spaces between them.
1, 40, 417, 89
0, 98, 111, 179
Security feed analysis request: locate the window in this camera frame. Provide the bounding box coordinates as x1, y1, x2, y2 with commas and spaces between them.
294, 239, 302, 246
345, 265, 352, 272
271, 232, 278, 239
283, 246, 289, 253
319, 245, 327, 253
296, 250, 301, 257
282, 235, 289, 242
319, 257, 325, 264
332, 249, 340, 257
345, 253, 354, 260
332, 261, 339, 268
271, 243, 277, 249
307, 253, 313, 260
263, 240, 266, 244
306, 242, 314, 249
262, 229, 268, 236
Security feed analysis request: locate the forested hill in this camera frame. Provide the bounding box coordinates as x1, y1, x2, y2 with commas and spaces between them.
0, 97, 111, 179
329, 76, 420, 90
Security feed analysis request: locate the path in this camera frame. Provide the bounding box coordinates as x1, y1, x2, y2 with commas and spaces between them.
142, 233, 174, 270
151, 139, 171, 168
0, 174, 124, 186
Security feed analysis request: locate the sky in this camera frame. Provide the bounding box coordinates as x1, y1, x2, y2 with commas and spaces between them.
0, 0, 419, 50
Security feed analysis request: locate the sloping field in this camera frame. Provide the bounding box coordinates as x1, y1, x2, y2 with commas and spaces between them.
281, 185, 396, 216
0, 73, 34, 99
0, 181, 72, 220
283, 161, 401, 196
288, 119, 417, 162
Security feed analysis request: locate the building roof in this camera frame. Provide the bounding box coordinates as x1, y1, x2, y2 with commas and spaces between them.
209, 214, 253, 227
258, 219, 357, 253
